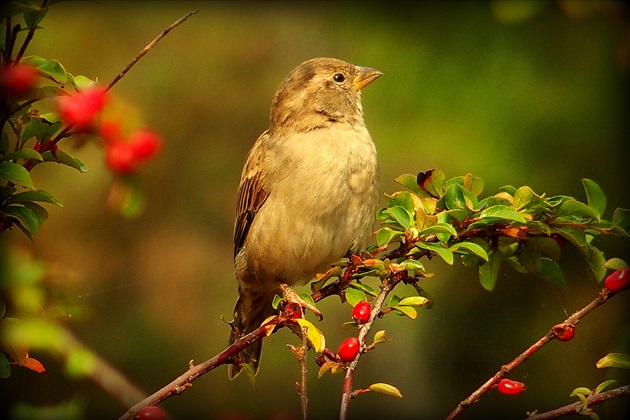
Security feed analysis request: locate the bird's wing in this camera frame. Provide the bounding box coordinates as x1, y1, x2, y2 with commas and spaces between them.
234, 131, 270, 259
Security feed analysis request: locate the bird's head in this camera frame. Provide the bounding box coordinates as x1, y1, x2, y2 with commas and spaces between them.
270, 57, 382, 132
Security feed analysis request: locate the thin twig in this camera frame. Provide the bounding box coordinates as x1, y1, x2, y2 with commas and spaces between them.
106, 10, 198, 91
299, 327, 309, 420
14, 0, 49, 63
446, 288, 615, 420
339, 278, 395, 420
526, 385, 630, 420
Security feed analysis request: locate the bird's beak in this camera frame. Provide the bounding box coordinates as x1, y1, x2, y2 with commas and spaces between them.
353, 66, 382, 91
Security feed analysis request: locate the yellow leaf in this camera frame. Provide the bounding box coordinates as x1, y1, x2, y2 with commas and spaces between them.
295, 319, 325, 353
369, 382, 403, 398
393, 305, 417, 319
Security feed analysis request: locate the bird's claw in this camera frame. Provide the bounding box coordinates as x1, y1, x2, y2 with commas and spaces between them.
280, 283, 323, 321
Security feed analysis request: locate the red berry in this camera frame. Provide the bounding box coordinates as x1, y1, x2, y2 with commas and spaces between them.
130, 129, 162, 160
604, 267, 629, 293
105, 141, 139, 174
99, 120, 124, 144
552, 323, 575, 342
0, 63, 39, 96
57, 87, 108, 131
137, 406, 166, 420
352, 300, 371, 324
337, 337, 360, 362
497, 378, 526, 395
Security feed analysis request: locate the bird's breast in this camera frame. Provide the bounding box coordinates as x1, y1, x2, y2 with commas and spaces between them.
245, 123, 379, 285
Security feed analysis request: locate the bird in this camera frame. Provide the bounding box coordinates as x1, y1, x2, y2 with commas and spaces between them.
228, 57, 382, 379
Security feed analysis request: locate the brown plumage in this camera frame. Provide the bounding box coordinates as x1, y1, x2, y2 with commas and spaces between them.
228, 57, 381, 379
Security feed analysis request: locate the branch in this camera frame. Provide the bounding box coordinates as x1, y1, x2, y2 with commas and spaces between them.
106, 10, 198, 91
446, 287, 617, 419
526, 385, 630, 420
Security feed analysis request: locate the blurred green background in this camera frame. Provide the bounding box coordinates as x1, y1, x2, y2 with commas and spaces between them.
2, 1, 629, 419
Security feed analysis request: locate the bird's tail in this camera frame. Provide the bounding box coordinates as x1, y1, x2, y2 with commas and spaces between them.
227, 291, 277, 380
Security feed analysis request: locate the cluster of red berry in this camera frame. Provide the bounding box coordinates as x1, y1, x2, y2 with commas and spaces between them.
2, 63, 162, 176
100, 121, 162, 175
337, 300, 372, 363
0, 63, 40, 97
57, 86, 162, 175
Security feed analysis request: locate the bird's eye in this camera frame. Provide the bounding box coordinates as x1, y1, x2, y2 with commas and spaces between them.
333, 73, 346, 83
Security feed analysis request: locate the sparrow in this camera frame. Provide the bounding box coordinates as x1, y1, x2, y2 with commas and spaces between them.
228, 57, 382, 379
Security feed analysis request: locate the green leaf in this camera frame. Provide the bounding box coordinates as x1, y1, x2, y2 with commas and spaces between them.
39, 112, 61, 124
447, 173, 484, 197
23, 56, 68, 84
24, 6, 48, 29
22, 118, 62, 143
444, 183, 467, 210
612, 208, 630, 234
539, 257, 565, 287
23, 202, 48, 226
604, 258, 628, 271
594, 379, 617, 394
272, 294, 283, 309
384, 206, 413, 229
295, 319, 325, 353
376, 227, 403, 246
570, 387, 593, 397
241, 362, 257, 390
417, 242, 454, 265
499, 185, 517, 195
0, 2, 39, 19
0, 354, 10, 378
0, 162, 35, 189
372, 330, 388, 344
513, 186, 545, 211
6, 189, 62, 207
397, 259, 425, 273
389, 191, 416, 215
40, 149, 88, 172
389, 295, 400, 307
418, 222, 457, 237
3, 205, 39, 235
450, 241, 489, 262
528, 236, 561, 261
349, 281, 377, 297
586, 246, 607, 282
596, 353, 630, 369
582, 179, 606, 219
555, 200, 599, 221
68, 74, 97, 90
394, 173, 425, 196
478, 205, 526, 223
479, 251, 502, 291
1, 149, 43, 162
368, 382, 403, 398
345, 288, 367, 306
